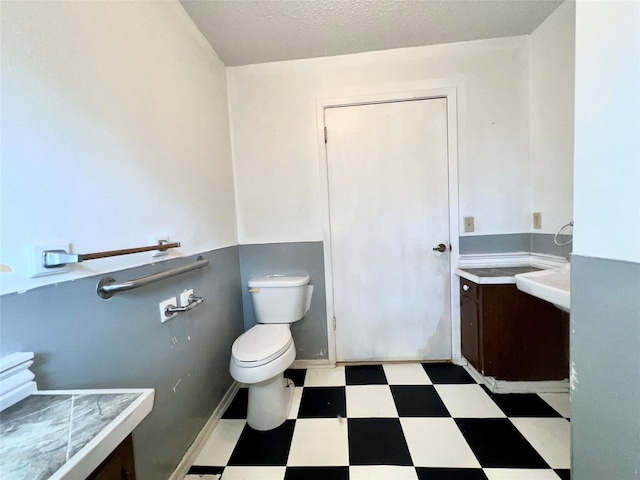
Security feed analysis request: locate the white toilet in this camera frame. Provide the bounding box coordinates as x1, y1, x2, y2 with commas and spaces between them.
229, 275, 310, 431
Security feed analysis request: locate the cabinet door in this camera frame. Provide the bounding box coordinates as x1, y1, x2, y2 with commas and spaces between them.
460, 295, 480, 371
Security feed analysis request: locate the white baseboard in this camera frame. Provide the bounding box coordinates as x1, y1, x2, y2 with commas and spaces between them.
169, 382, 240, 480
290, 359, 333, 369
463, 363, 569, 394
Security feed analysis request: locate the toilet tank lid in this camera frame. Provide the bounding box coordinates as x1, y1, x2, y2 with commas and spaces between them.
248, 275, 310, 288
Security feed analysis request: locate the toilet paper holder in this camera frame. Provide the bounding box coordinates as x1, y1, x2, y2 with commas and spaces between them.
164, 294, 204, 315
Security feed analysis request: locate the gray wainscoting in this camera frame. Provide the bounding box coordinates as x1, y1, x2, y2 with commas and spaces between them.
459, 233, 572, 258
238, 242, 328, 360
570, 255, 640, 479
0, 246, 244, 480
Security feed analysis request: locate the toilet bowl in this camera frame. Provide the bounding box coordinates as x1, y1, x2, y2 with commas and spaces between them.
229, 275, 310, 431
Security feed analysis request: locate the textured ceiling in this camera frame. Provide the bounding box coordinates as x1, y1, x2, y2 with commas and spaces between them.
180, 0, 564, 66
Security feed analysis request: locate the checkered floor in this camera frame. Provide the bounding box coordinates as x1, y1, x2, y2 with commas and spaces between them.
186, 364, 571, 480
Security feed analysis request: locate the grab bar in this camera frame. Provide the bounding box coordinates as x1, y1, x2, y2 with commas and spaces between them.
44, 241, 181, 268
96, 256, 208, 299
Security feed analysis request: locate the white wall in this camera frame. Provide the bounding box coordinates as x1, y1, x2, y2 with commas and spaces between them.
0, 1, 238, 295
530, 1, 575, 234
227, 36, 532, 244
573, 0, 640, 262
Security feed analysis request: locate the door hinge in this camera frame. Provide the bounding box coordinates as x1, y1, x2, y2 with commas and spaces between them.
324, 126, 327, 144
333, 315, 336, 330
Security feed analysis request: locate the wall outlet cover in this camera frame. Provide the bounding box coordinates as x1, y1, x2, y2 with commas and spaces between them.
159, 297, 178, 323
180, 289, 194, 307
28, 242, 70, 277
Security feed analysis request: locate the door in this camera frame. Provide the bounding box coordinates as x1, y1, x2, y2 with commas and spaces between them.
325, 98, 451, 362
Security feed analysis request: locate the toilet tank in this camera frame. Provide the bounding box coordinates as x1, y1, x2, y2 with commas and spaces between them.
249, 275, 310, 324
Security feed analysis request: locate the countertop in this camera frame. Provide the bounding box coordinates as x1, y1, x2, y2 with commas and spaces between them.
455, 266, 543, 284
0, 389, 154, 480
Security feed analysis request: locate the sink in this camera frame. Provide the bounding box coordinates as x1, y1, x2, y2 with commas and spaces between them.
515, 264, 570, 312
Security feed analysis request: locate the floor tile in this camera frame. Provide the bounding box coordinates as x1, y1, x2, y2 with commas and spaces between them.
435, 385, 506, 418
221, 466, 285, 479
538, 393, 571, 418
554, 469, 571, 480
303, 367, 345, 386
346, 385, 398, 417
510, 418, 571, 469
483, 469, 562, 480
383, 363, 432, 385
284, 369, 307, 387
194, 419, 246, 466
391, 385, 450, 417
350, 465, 419, 479
489, 393, 562, 417
222, 388, 248, 419
287, 418, 349, 466
455, 418, 549, 468
227, 420, 295, 466
298, 387, 346, 418
348, 418, 412, 466
345, 365, 388, 385
400, 418, 480, 468
284, 466, 348, 480
287, 387, 303, 419
415, 468, 488, 479
422, 363, 475, 384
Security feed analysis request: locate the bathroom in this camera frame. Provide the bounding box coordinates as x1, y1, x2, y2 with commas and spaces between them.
0, 1, 638, 479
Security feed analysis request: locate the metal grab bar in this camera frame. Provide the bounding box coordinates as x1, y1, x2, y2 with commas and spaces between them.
44, 241, 181, 268
165, 295, 204, 315
96, 256, 208, 299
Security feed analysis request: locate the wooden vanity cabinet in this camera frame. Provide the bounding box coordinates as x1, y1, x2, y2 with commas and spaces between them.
86, 434, 136, 480
460, 277, 569, 381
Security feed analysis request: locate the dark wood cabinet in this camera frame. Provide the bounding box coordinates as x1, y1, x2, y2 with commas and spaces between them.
460, 277, 569, 381
86, 434, 136, 480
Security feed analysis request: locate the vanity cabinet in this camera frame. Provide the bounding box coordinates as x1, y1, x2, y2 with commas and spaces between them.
460, 277, 569, 381
86, 434, 136, 480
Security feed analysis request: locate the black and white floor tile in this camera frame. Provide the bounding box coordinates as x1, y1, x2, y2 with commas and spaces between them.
187, 364, 571, 480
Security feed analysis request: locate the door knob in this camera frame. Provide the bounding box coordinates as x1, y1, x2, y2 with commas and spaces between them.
432, 243, 447, 252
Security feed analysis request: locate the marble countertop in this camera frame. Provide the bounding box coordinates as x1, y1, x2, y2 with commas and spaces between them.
455, 266, 543, 284
0, 389, 154, 480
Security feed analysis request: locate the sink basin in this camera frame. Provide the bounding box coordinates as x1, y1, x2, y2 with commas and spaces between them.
515, 264, 570, 312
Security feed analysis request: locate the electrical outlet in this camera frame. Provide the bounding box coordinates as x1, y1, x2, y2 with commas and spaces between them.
28, 241, 70, 277
150, 235, 170, 257
463, 216, 475, 233
533, 212, 542, 229
159, 297, 178, 323
180, 289, 194, 307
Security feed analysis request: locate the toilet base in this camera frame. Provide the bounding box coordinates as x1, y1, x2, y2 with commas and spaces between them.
247, 373, 295, 431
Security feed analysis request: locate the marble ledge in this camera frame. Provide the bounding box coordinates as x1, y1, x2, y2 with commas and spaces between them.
0, 388, 154, 480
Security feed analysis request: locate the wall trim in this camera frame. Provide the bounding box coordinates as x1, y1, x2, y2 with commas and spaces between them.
463, 363, 569, 394
457, 252, 567, 269
291, 359, 333, 369
316, 87, 460, 365
169, 382, 240, 480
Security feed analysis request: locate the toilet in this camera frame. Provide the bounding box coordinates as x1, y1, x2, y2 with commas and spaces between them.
229, 275, 310, 431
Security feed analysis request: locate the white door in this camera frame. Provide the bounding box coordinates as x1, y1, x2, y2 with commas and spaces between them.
325, 98, 451, 362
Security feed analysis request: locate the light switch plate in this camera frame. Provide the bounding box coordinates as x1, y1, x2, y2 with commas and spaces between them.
28, 241, 70, 277
463, 216, 475, 233
533, 212, 542, 229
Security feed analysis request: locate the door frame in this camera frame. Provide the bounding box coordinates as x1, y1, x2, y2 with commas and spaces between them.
315, 88, 461, 365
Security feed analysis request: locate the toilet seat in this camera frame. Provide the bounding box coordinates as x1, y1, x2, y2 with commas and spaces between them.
232, 325, 293, 368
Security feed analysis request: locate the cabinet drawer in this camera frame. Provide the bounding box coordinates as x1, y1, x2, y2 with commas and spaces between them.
460, 278, 479, 300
